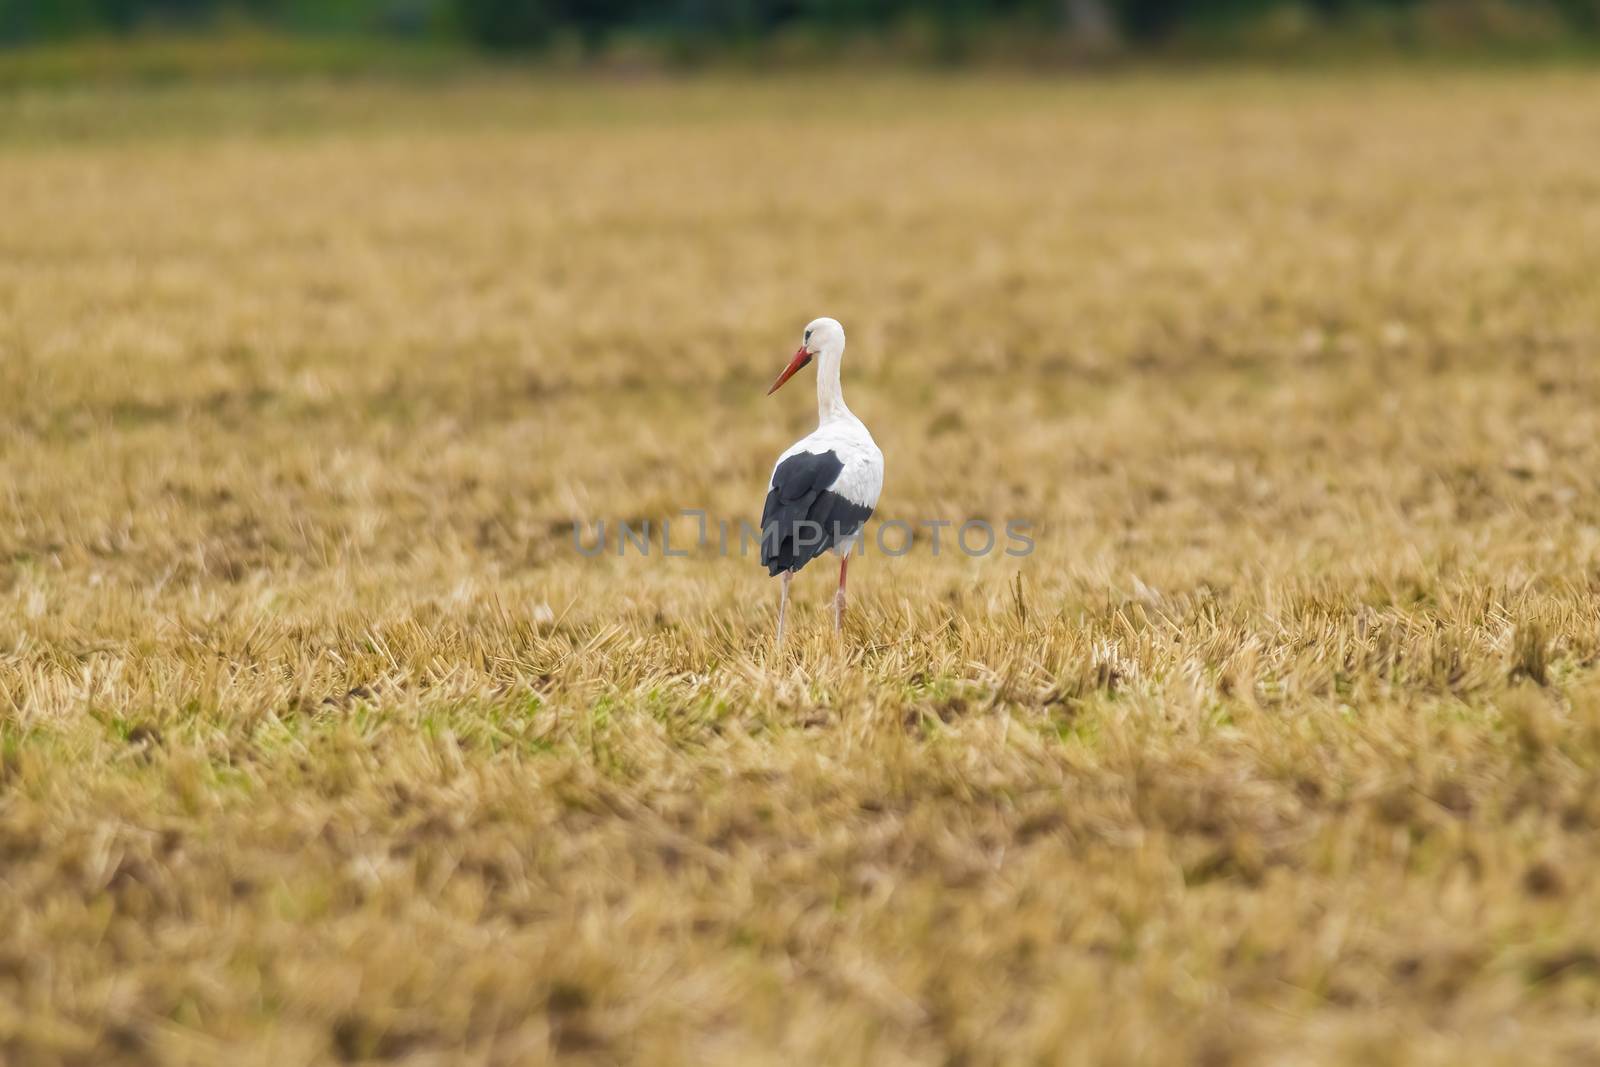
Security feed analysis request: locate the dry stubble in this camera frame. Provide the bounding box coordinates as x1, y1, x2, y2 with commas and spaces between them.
3, 70, 1600, 1065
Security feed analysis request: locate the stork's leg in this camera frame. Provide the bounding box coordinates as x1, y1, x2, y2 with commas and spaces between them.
834, 555, 849, 632
776, 571, 792, 648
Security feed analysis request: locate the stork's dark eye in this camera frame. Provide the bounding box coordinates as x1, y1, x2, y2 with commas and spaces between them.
804, 329, 812, 342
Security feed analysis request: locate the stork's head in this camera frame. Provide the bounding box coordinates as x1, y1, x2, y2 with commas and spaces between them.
768, 317, 844, 395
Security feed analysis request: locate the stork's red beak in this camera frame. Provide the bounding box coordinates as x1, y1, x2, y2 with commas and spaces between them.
767, 346, 813, 395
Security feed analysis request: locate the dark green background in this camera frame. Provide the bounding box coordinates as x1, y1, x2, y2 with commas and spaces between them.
4, 0, 1598, 53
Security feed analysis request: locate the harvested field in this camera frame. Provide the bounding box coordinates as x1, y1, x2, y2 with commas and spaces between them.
4, 70, 1600, 1064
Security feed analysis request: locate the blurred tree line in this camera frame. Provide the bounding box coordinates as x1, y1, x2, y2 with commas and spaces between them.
2, 0, 1597, 49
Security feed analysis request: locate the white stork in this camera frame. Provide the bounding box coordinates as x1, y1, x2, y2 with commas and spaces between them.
760, 317, 884, 644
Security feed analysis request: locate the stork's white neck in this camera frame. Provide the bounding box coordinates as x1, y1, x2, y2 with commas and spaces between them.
815, 336, 852, 425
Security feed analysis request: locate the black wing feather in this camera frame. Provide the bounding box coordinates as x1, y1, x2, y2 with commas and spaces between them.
760, 450, 875, 576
